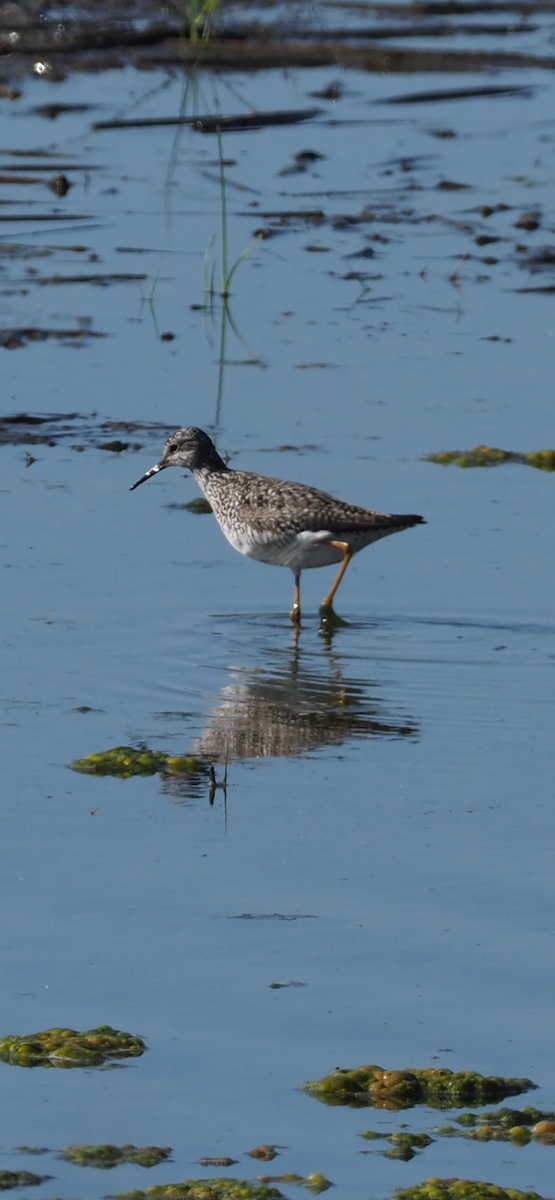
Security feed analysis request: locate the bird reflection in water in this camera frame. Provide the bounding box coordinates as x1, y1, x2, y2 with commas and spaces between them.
160, 637, 418, 803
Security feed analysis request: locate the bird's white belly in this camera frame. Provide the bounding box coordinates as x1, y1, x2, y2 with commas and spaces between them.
230, 528, 345, 571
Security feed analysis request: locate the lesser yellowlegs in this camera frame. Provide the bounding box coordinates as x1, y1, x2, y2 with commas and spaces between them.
130, 427, 425, 623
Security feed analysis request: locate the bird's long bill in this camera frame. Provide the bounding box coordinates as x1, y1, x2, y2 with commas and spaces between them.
129, 461, 167, 491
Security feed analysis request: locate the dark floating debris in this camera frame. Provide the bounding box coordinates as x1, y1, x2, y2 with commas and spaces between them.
60, 1145, 172, 1169
303, 1065, 536, 1109
310, 81, 343, 100
436, 1105, 555, 1145
48, 173, 72, 196
268, 981, 306, 989
36, 273, 147, 285
514, 210, 541, 231
246, 1148, 280, 1163
380, 83, 533, 104
425, 445, 555, 470
0, 1173, 51, 1190
229, 914, 316, 921
94, 109, 321, 132
0, 327, 105, 350
393, 1182, 550, 1200
520, 245, 555, 270
516, 284, 555, 293
0, 414, 172, 451
239, 210, 325, 226
32, 103, 93, 119
0, 1026, 146, 1068
0, 213, 93, 222
97, 440, 142, 453
279, 149, 325, 176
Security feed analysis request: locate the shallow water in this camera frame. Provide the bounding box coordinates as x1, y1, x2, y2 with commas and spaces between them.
1, 33, 555, 1200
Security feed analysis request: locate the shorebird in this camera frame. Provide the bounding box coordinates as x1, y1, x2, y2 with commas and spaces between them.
130, 427, 425, 624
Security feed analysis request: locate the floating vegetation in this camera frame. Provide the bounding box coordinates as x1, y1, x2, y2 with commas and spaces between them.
0, 413, 171, 448
0, 1172, 51, 1190
94, 109, 321, 133
393, 1181, 549, 1200
360, 1130, 433, 1160
60, 1145, 172, 1168
175, 497, 213, 514
198, 1160, 238, 1169
0, 1025, 145, 1067
0, 327, 105, 351
113, 1181, 283, 1200
70, 746, 201, 779
425, 446, 555, 471
302, 1066, 535, 1110
436, 1106, 555, 1145
246, 1148, 280, 1162
258, 1174, 331, 1194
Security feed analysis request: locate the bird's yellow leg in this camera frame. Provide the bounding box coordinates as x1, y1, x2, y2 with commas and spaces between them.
320, 541, 353, 611
290, 572, 301, 624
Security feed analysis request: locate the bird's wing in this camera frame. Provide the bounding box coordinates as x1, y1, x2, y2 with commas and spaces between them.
234, 476, 397, 535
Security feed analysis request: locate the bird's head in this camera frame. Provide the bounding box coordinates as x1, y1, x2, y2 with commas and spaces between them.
130, 427, 224, 490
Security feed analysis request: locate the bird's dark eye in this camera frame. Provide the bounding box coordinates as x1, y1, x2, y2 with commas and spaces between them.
168, 442, 178, 452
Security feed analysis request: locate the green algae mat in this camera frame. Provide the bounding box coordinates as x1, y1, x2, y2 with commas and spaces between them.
0, 1025, 145, 1067
424, 446, 555, 471
302, 1065, 535, 1109
70, 746, 200, 779
436, 1106, 555, 1145
257, 1175, 331, 1194
360, 1130, 433, 1160
0, 1172, 50, 1190
393, 1181, 551, 1200
60, 1145, 171, 1168
113, 1182, 283, 1200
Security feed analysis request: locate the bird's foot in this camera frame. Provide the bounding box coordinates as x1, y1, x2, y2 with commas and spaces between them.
318, 603, 350, 636
290, 603, 302, 625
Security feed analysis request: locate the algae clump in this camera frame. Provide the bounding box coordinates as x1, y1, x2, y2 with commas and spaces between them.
0, 1173, 51, 1190
302, 1065, 535, 1110
70, 746, 200, 779
425, 446, 555, 471
61, 1145, 171, 1168
360, 1131, 433, 1160
436, 1106, 555, 1145
113, 1182, 283, 1200
0, 1025, 145, 1067
393, 1180, 549, 1200
258, 1175, 331, 1194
